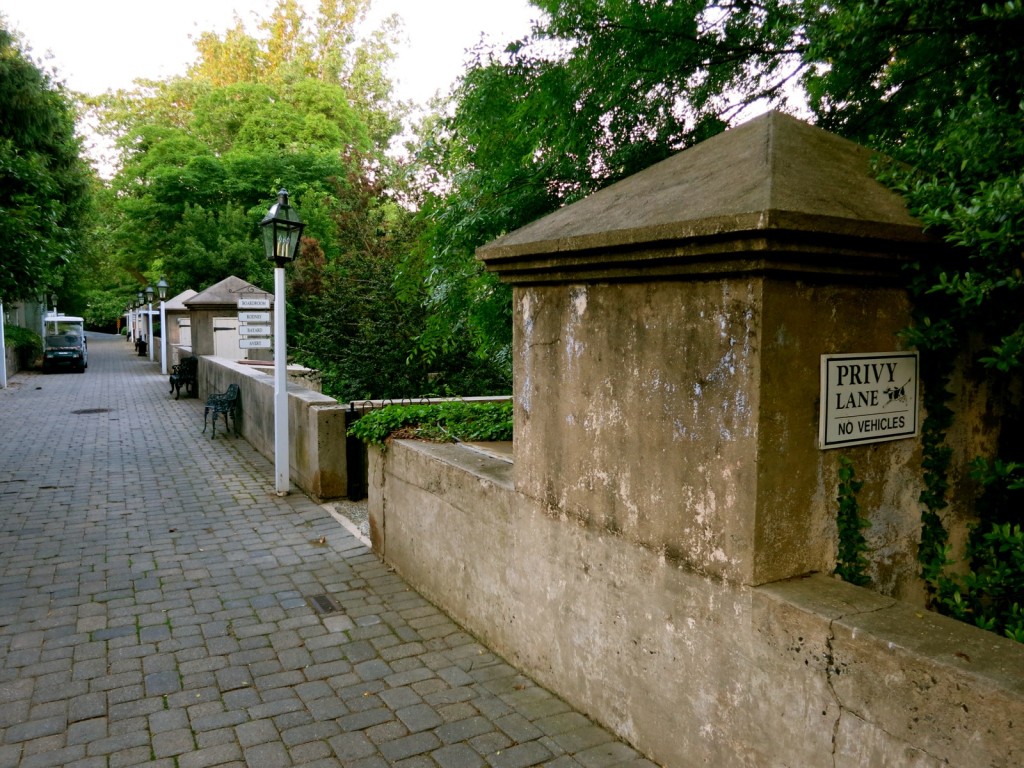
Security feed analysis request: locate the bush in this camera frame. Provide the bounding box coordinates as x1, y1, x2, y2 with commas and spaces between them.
933, 459, 1024, 643
4, 324, 42, 367
348, 400, 513, 446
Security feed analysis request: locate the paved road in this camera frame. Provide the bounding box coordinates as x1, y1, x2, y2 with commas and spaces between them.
0, 335, 653, 768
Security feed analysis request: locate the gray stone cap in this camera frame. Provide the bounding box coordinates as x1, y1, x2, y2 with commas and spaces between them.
164, 289, 197, 311
184, 275, 271, 308
477, 111, 938, 284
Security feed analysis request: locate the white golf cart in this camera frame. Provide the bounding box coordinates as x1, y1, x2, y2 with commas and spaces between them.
42, 314, 88, 373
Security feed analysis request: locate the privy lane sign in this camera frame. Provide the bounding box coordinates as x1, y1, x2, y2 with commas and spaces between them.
819, 352, 919, 449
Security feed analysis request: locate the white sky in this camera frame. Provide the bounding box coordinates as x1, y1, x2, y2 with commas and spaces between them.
3, 0, 537, 105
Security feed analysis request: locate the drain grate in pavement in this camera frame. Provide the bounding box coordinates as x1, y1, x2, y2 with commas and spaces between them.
71, 408, 111, 415
307, 594, 341, 614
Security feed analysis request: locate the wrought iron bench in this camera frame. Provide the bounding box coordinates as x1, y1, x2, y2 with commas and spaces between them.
169, 356, 198, 399
202, 383, 240, 438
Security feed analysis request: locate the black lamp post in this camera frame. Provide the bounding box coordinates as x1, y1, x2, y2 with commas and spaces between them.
260, 189, 304, 495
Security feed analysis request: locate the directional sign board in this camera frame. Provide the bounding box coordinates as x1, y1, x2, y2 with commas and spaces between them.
237, 296, 271, 310
238, 311, 271, 323
238, 324, 271, 337
819, 352, 919, 449
239, 338, 272, 349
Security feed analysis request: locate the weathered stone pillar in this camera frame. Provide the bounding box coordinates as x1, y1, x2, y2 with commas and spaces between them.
478, 111, 935, 587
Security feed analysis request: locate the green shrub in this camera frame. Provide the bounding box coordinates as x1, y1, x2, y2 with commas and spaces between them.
4, 324, 42, 366
933, 459, 1024, 643
348, 401, 513, 446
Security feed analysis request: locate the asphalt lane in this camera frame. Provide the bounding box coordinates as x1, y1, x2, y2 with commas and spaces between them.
0, 334, 652, 767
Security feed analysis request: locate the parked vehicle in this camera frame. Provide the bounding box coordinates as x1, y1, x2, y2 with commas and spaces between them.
42, 315, 88, 373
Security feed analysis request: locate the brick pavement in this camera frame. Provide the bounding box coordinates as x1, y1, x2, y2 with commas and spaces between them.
0, 335, 655, 768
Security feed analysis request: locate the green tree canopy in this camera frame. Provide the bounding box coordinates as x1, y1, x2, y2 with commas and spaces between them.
408, 0, 804, 373
94, 0, 404, 298
803, 0, 1024, 371
408, 0, 1023, 382
0, 22, 91, 303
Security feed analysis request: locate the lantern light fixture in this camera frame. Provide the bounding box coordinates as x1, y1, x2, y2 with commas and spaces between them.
260, 189, 304, 266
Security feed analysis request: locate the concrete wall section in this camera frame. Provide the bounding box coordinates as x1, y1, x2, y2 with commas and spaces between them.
199, 356, 349, 500
3, 342, 18, 378
514, 276, 924, 590
757, 277, 925, 593
514, 279, 763, 583
370, 439, 1024, 768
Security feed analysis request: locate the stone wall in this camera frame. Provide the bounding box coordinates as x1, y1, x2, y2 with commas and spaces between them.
514, 276, 924, 591
364, 113, 1021, 765
370, 439, 1024, 768
3, 342, 17, 380
199, 356, 350, 500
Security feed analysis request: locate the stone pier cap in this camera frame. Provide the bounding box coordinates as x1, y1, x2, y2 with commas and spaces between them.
474, 111, 941, 586
477, 110, 935, 284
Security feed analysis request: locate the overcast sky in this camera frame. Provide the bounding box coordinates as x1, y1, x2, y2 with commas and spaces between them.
3, 0, 537, 106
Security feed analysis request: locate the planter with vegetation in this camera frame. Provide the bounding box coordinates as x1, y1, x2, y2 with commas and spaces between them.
348, 401, 513, 447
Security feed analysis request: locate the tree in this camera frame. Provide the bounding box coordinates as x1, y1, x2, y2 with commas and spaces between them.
803, 0, 1024, 639
95, 0, 404, 297
804, 1, 1024, 376
409, 0, 1023, 394
408, 0, 804, 373
186, 0, 402, 149
0, 22, 91, 303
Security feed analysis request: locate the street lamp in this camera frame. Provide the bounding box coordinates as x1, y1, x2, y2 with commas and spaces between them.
145, 284, 155, 362
37, 293, 47, 339
136, 292, 145, 356
260, 189, 304, 496
157, 277, 169, 375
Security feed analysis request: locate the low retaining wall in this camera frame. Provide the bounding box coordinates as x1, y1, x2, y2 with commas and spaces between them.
198, 356, 349, 500
3, 344, 18, 379
369, 439, 1024, 768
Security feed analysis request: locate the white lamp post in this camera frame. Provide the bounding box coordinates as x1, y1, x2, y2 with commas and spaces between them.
145, 285, 155, 362
157, 277, 169, 375
260, 189, 304, 496
136, 292, 145, 355
0, 300, 7, 389
38, 293, 46, 340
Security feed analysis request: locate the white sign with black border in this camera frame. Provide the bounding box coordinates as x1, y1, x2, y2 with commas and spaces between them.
238, 311, 271, 323
820, 352, 919, 449
237, 296, 271, 310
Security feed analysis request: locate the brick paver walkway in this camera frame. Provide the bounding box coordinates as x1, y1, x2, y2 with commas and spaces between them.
0, 336, 653, 768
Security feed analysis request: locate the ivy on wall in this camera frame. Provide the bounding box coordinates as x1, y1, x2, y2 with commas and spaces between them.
834, 456, 871, 587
